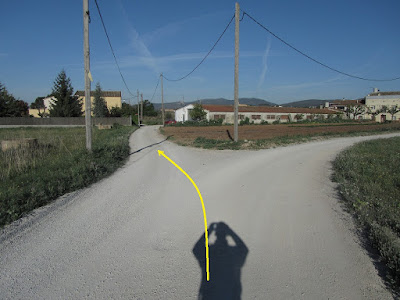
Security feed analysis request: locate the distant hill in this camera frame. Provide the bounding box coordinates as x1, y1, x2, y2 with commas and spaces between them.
153, 98, 277, 110
281, 99, 333, 108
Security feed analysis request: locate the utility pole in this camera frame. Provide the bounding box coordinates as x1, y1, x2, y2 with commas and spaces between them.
137, 89, 140, 127
83, 0, 92, 150
161, 73, 165, 126
140, 93, 143, 123
234, 2, 240, 142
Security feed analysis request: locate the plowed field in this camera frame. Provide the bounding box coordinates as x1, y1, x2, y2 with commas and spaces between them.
162, 122, 400, 144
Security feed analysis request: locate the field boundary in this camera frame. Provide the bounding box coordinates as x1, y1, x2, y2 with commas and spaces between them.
0, 117, 132, 126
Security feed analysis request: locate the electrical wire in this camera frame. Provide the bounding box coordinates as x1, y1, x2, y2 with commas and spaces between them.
162, 14, 235, 82
241, 10, 400, 82
150, 77, 160, 102
93, 0, 137, 96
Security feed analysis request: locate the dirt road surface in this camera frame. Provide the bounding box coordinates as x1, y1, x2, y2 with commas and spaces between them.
1, 126, 398, 299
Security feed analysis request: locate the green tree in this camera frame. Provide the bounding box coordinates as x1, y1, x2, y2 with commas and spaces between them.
142, 100, 158, 116
92, 83, 109, 117
49, 70, 82, 117
0, 82, 29, 117
189, 103, 207, 121
109, 106, 122, 117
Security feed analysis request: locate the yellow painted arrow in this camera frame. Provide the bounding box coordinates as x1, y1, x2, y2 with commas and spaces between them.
158, 150, 210, 281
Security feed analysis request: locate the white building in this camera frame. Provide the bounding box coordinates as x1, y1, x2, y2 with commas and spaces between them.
175, 104, 337, 124
365, 89, 400, 122
175, 104, 194, 122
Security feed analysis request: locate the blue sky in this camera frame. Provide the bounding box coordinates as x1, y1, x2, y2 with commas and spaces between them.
1, 0, 400, 105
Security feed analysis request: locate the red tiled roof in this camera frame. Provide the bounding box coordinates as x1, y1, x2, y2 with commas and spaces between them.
202, 105, 336, 114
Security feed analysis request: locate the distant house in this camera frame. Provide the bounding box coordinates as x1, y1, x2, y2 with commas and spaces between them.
75, 91, 122, 115
365, 89, 400, 122
175, 104, 337, 124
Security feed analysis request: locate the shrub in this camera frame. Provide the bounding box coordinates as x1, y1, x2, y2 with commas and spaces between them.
239, 117, 250, 126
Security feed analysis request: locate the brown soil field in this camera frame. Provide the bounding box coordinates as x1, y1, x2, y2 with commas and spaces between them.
161, 122, 400, 144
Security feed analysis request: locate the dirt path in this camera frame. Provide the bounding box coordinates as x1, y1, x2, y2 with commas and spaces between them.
0, 126, 398, 299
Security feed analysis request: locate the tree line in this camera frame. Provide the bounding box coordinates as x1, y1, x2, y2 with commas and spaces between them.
1, 69, 158, 118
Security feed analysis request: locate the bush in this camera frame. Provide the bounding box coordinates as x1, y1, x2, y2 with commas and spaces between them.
272, 119, 280, 124
167, 119, 223, 127
239, 117, 250, 126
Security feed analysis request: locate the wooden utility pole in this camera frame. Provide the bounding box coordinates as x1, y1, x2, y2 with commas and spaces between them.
234, 2, 240, 142
137, 89, 140, 127
140, 93, 143, 123
161, 73, 165, 126
83, 0, 92, 150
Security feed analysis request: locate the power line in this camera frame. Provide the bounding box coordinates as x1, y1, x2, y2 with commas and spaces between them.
163, 14, 235, 82
93, 0, 136, 96
150, 77, 160, 102
241, 10, 400, 82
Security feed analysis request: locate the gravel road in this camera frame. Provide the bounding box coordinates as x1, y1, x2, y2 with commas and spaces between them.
1, 126, 398, 299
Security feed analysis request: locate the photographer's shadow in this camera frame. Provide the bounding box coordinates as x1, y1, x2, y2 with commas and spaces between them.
193, 222, 248, 300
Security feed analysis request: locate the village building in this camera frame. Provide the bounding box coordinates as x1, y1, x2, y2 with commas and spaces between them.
364, 89, 400, 122
75, 90, 122, 115
29, 91, 122, 117
175, 104, 337, 124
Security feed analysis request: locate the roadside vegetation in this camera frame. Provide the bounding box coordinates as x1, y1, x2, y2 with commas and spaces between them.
0, 126, 136, 227
333, 137, 400, 289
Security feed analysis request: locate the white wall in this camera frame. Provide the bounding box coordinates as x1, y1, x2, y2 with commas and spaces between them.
175, 104, 194, 122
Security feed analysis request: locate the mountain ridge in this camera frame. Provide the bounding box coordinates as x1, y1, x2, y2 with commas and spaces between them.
152, 98, 340, 110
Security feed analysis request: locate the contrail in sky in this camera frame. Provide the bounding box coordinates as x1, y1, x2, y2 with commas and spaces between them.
257, 37, 271, 90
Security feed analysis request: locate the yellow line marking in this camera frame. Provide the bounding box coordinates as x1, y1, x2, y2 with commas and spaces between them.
158, 150, 210, 281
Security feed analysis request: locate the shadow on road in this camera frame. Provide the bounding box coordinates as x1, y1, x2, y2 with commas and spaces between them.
129, 135, 173, 155
193, 222, 248, 300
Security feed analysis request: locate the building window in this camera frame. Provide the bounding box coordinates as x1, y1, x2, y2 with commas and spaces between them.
251, 115, 261, 120
239, 114, 245, 120
266, 115, 276, 120
214, 114, 225, 120
370, 105, 375, 110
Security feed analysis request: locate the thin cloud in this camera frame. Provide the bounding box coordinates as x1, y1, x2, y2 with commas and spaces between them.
257, 37, 271, 90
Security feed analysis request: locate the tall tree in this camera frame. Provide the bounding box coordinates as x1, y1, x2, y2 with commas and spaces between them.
142, 100, 157, 116
0, 82, 29, 117
49, 70, 82, 117
92, 83, 108, 117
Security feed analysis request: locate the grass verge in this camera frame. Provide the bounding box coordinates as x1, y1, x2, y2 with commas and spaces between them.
332, 137, 400, 288
0, 126, 137, 227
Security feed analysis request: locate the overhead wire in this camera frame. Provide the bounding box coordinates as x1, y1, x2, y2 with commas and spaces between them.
150, 77, 160, 102
241, 10, 400, 82
93, 0, 137, 96
162, 14, 235, 82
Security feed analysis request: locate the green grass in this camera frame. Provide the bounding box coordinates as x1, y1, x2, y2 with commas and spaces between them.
333, 137, 400, 288
0, 126, 137, 227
